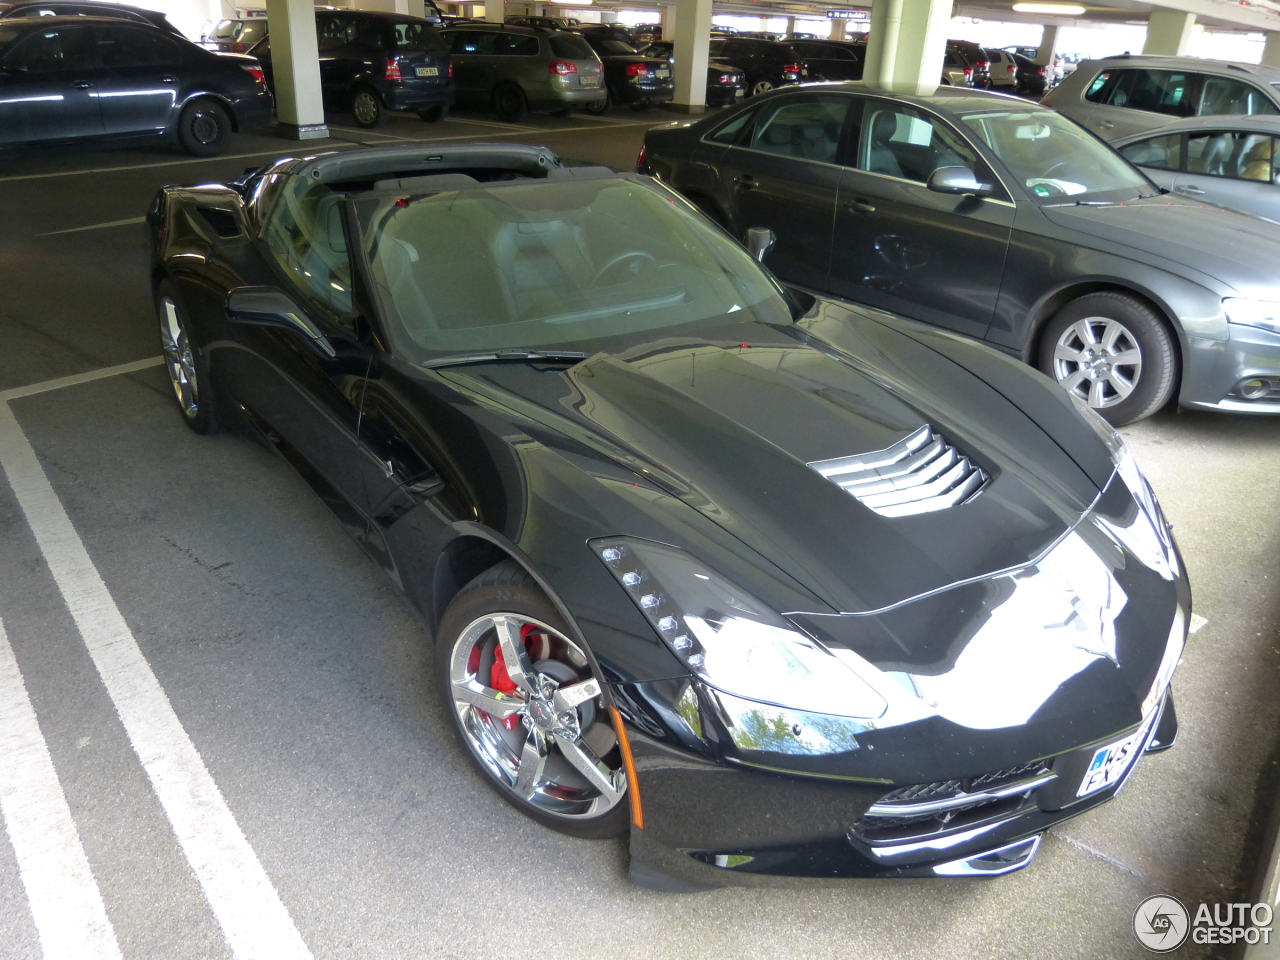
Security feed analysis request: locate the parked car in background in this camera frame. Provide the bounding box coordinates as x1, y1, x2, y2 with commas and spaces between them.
1114, 114, 1280, 221
708, 36, 807, 96
1043, 55, 1280, 140
639, 39, 745, 106
941, 43, 973, 86
505, 15, 578, 31
641, 85, 1280, 422
443, 24, 603, 121
1004, 44, 1039, 59
0, 0, 182, 34
577, 24, 636, 45
0, 16, 270, 154
580, 34, 672, 113
948, 39, 990, 87
203, 17, 266, 53
985, 48, 1018, 91
788, 38, 863, 82
254, 11, 452, 127
1012, 52, 1047, 96
150, 140, 1188, 888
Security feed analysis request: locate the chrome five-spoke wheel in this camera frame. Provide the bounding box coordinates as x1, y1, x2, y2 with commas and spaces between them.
1051, 316, 1143, 409
159, 295, 200, 421
448, 612, 626, 823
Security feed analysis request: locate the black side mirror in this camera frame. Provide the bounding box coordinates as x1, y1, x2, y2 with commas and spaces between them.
927, 166, 993, 198
225, 286, 336, 358
745, 226, 776, 262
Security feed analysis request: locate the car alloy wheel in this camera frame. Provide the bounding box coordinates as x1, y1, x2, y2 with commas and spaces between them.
351, 88, 385, 127
1052, 316, 1143, 410
159, 295, 200, 421
447, 611, 627, 824
751, 79, 774, 96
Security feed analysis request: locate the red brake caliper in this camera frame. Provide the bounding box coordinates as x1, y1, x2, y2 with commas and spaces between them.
490, 623, 542, 731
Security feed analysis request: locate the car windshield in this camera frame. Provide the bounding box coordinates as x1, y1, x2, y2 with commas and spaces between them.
352, 177, 790, 362
960, 108, 1153, 203
549, 33, 592, 59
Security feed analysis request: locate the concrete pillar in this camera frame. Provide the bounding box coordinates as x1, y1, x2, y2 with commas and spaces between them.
601, 10, 618, 23
828, 18, 846, 40
265, 0, 326, 139
1263, 32, 1280, 68
661, 4, 677, 42
1142, 9, 1195, 56
670, 0, 711, 112
484, 0, 503, 23
785, 16, 795, 37
1035, 24, 1057, 65
862, 0, 951, 96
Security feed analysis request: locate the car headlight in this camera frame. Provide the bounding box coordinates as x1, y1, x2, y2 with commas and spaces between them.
1223, 298, 1280, 335
592, 538, 887, 719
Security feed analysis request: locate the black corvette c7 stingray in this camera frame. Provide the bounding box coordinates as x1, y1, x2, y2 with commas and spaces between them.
147, 143, 1189, 889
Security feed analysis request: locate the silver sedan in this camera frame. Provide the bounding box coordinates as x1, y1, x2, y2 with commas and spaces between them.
1113, 115, 1280, 222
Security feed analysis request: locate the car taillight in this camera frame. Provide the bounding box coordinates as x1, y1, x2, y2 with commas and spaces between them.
719, 72, 737, 84
241, 65, 265, 85
637, 144, 647, 170
549, 61, 577, 75
384, 56, 401, 81
448, 60, 453, 79
976, 60, 989, 69
1037, 66, 1046, 76
783, 63, 801, 74
626, 63, 649, 77
1007, 64, 1016, 74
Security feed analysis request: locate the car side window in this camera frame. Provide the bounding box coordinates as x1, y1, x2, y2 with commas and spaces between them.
316, 16, 357, 52
1197, 76, 1279, 117
97, 25, 182, 68
499, 33, 538, 56
748, 96, 850, 164
450, 30, 497, 54
2, 24, 93, 71
856, 102, 983, 185
1186, 131, 1279, 182
1117, 133, 1183, 171
1104, 69, 1190, 117
262, 179, 355, 322
706, 108, 754, 144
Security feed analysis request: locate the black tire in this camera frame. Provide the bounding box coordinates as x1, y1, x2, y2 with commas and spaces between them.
176, 98, 231, 157
155, 281, 219, 435
629, 99, 649, 112
584, 91, 611, 115
491, 82, 529, 123
1037, 291, 1177, 426
351, 86, 387, 128
435, 561, 630, 840
418, 104, 449, 123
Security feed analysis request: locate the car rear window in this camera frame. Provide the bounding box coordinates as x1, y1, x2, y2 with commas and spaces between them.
392, 20, 445, 51
596, 39, 636, 55
549, 33, 592, 60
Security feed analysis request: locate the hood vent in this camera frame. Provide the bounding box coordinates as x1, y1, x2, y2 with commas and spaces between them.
807, 426, 988, 518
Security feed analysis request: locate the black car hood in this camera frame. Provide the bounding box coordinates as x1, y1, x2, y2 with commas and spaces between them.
1040, 195, 1280, 295
443, 302, 1106, 616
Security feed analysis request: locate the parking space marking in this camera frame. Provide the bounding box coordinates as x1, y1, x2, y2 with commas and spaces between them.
0, 144, 356, 185
37, 216, 147, 238
0, 397, 314, 960
0, 357, 164, 403
0, 618, 124, 960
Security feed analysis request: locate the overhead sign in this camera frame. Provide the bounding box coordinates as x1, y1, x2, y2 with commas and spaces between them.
827, 9, 870, 19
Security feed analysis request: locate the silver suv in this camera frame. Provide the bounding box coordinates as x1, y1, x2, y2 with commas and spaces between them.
442, 24, 604, 122
1044, 54, 1280, 140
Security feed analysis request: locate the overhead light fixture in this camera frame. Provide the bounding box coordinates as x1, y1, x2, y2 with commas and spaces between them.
553, 0, 594, 5
1012, 2, 1086, 13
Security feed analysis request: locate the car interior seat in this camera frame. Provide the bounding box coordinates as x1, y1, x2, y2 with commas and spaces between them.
867, 111, 904, 178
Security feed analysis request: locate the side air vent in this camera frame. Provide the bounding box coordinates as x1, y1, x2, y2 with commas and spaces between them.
807, 425, 988, 518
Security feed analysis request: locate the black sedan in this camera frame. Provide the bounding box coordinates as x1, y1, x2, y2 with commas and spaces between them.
788, 38, 864, 82
148, 142, 1188, 888
642, 84, 1280, 424
638, 40, 745, 107
0, 16, 271, 155
581, 36, 672, 113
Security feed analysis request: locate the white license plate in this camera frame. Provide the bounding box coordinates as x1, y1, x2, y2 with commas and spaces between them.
656, 68, 670, 78
1076, 715, 1154, 797
416, 66, 438, 77
734, 89, 745, 98
580, 75, 601, 87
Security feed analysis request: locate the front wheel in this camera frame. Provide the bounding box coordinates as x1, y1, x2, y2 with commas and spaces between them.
491, 82, 529, 123
1038, 292, 1177, 425
156, 282, 218, 435
351, 86, 386, 128
176, 98, 231, 157
750, 79, 774, 96
436, 562, 629, 839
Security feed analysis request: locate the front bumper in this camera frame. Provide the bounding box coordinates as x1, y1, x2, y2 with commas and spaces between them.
1181, 323, 1280, 413
623, 690, 1177, 888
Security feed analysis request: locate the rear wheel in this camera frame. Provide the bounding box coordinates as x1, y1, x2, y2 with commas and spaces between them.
351, 86, 386, 128
176, 98, 230, 157
436, 562, 629, 839
418, 104, 448, 123
629, 99, 649, 112
1038, 292, 1177, 425
491, 82, 529, 123
156, 281, 218, 435
750, 78, 774, 96
584, 91, 611, 115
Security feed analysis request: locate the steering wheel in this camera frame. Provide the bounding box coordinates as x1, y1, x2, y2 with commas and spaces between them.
591, 250, 657, 285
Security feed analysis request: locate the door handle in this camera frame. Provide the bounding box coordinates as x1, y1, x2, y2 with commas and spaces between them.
1175, 184, 1205, 195
1097, 120, 1114, 129
160, 75, 177, 84
732, 175, 757, 191
71, 79, 92, 89
845, 199, 876, 214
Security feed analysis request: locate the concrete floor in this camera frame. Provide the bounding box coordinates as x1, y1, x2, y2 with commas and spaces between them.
0, 109, 1276, 960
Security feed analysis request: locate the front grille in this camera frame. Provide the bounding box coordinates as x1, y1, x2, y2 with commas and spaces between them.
808, 425, 989, 518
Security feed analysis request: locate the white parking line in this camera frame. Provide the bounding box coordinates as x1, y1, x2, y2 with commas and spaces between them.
0, 617, 124, 960
0, 358, 164, 403
0, 144, 355, 185
37, 217, 147, 238
0, 395, 313, 960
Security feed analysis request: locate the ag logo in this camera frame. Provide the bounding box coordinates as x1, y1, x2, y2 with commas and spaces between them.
1134, 894, 1190, 952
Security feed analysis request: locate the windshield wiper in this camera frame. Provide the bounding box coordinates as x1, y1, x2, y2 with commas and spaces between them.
422, 349, 588, 370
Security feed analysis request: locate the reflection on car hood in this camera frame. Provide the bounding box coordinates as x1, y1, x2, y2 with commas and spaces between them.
446, 301, 1106, 616
1040, 195, 1280, 295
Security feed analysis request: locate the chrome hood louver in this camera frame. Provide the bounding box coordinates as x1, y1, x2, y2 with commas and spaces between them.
807, 426, 989, 518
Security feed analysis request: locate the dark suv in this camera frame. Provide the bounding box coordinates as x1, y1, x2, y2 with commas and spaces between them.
948, 39, 990, 88
0, 0, 181, 34
254, 11, 453, 127
707, 37, 807, 97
